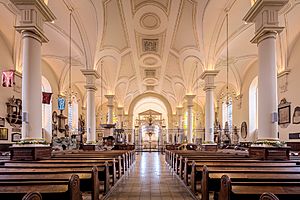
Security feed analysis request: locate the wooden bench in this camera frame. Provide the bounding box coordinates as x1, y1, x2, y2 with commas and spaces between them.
22, 192, 42, 200
0, 161, 112, 193
218, 175, 300, 200
0, 174, 81, 200
201, 165, 300, 200
0, 166, 100, 199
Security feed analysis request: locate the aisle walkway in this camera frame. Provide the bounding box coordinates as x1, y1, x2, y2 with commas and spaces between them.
106, 152, 196, 200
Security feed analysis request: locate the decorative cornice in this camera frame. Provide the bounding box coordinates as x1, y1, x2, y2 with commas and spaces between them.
185, 94, 196, 107
243, 0, 289, 44
200, 70, 219, 79
277, 69, 291, 78
10, 0, 56, 21
10, 0, 56, 43
243, 0, 289, 23
81, 69, 100, 78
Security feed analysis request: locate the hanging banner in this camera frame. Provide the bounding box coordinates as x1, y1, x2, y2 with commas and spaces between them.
2, 70, 14, 87
42, 92, 52, 104
58, 97, 66, 110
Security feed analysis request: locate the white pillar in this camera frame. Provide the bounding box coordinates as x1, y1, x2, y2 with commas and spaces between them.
258, 33, 278, 139
116, 106, 124, 129
185, 95, 195, 143
81, 70, 100, 144
176, 106, 183, 143
243, 0, 288, 141
10, 0, 56, 141
105, 95, 115, 124
201, 71, 219, 143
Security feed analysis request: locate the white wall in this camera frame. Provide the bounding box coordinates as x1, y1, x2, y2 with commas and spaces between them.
0, 34, 20, 144
278, 37, 300, 142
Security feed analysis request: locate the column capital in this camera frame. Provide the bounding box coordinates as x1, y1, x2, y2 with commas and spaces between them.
243, 0, 288, 44
116, 106, 124, 116
185, 94, 196, 107
10, 0, 56, 43
176, 106, 183, 116
105, 94, 115, 106
200, 70, 219, 91
81, 69, 100, 91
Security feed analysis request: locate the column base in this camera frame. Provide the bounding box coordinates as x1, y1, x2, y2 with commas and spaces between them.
201, 143, 218, 151
10, 144, 51, 161
249, 146, 290, 160
82, 144, 96, 151
100, 124, 116, 129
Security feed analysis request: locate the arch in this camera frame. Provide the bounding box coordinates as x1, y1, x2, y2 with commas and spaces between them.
127, 92, 173, 127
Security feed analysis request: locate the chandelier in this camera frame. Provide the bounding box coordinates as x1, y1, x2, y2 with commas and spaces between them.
225, 12, 231, 106
62, 8, 77, 104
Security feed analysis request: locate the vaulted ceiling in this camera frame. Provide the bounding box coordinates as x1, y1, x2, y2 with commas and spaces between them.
1, 0, 300, 114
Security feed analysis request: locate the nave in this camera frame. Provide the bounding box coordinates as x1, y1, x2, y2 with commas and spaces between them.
106, 152, 195, 200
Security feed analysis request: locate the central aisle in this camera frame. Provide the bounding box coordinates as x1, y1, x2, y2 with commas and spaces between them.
106, 152, 196, 200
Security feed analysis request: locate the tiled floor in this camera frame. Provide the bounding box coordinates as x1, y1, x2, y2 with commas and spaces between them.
105, 152, 196, 200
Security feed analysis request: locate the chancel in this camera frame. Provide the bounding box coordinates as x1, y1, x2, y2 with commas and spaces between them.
0, 0, 300, 199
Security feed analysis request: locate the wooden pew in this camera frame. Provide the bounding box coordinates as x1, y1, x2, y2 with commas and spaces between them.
260, 192, 279, 200
0, 174, 81, 200
218, 175, 300, 200
201, 166, 300, 200
22, 192, 42, 200
2, 161, 111, 194
0, 166, 100, 200
184, 158, 299, 186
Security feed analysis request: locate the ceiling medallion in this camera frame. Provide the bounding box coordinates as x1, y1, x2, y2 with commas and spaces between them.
143, 77, 159, 86
140, 13, 160, 30
139, 54, 162, 68
133, 5, 168, 34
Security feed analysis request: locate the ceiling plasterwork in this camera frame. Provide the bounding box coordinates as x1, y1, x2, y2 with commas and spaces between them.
131, 0, 171, 15
171, 0, 199, 53
100, 0, 129, 53
2, 0, 300, 114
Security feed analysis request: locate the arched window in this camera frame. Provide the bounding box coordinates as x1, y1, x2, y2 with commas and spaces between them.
222, 98, 233, 130
41, 76, 52, 139
249, 76, 258, 134
68, 96, 79, 131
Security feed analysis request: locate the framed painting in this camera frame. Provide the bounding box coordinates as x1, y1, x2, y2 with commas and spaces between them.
293, 107, 300, 124
0, 128, 8, 140
11, 132, 21, 142
278, 105, 291, 125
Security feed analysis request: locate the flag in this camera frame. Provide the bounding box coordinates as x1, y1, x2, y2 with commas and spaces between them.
2, 70, 14, 87
42, 92, 52, 104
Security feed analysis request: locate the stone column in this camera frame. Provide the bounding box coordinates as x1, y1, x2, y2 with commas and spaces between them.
176, 106, 183, 143
116, 106, 124, 129
244, 0, 288, 141
105, 95, 115, 124
201, 71, 219, 143
185, 95, 196, 143
81, 70, 100, 144
10, 0, 55, 142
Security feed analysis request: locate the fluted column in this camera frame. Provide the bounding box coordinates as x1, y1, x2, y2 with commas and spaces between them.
81, 70, 100, 144
244, 0, 288, 141
201, 70, 219, 143
185, 95, 195, 143
105, 95, 115, 124
10, 0, 55, 142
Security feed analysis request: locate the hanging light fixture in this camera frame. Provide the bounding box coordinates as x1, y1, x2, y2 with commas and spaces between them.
63, 8, 77, 104
226, 12, 229, 107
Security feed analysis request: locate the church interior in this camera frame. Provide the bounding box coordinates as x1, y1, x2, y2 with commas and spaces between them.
0, 0, 300, 199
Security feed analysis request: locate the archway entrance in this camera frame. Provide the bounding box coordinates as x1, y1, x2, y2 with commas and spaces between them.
132, 96, 169, 151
